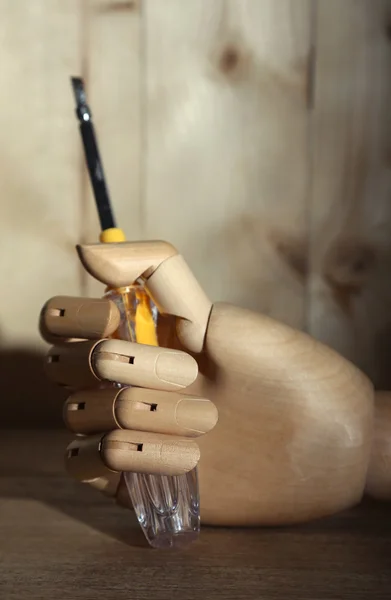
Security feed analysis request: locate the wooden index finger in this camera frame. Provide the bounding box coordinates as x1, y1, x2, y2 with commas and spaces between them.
39, 296, 120, 344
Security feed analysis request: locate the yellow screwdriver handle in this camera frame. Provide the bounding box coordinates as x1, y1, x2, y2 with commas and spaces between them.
100, 227, 158, 347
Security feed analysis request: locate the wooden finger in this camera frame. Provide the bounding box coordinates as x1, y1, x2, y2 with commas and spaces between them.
64, 387, 218, 437
40, 296, 120, 343
65, 430, 200, 479
86, 473, 122, 497
76, 240, 177, 288
77, 241, 212, 353
45, 340, 102, 389
76, 473, 132, 510
146, 253, 212, 353
93, 339, 199, 391
45, 339, 198, 391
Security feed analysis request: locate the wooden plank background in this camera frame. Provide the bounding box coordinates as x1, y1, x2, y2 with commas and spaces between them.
0, 0, 390, 425
310, 0, 391, 389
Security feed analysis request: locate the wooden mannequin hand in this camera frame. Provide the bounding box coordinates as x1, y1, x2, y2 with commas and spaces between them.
40, 241, 380, 527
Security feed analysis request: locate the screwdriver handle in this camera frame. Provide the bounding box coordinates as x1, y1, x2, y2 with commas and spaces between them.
105, 285, 201, 549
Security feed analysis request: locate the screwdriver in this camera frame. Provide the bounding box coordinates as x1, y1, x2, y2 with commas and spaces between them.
71, 76, 157, 345
70, 77, 200, 548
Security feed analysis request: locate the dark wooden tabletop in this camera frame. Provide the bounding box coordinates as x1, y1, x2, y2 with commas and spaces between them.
1, 429, 391, 600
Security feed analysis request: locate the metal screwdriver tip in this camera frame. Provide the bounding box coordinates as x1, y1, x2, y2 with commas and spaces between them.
70, 76, 91, 121
71, 76, 86, 104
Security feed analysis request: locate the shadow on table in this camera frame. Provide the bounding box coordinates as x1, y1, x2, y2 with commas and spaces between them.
0, 347, 65, 428
0, 429, 149, 548
0, 347, 148, 548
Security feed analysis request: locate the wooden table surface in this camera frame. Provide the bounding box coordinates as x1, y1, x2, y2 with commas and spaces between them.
1, 430, 391, 600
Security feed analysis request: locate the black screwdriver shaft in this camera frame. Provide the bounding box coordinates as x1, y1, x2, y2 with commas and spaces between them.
71, 76, 116, 231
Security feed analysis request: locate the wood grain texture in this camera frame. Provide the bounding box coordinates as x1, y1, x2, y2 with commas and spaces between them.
144, 0, 312, 327
366, 391, 391, 500
308, 0, 391, 387
0, 1, 82, 347
82, 0, 142, 297
1, 430, 391, 600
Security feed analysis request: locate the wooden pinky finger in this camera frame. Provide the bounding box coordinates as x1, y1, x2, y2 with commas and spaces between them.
65, 430, 200, 480
71, 470, 132, 510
